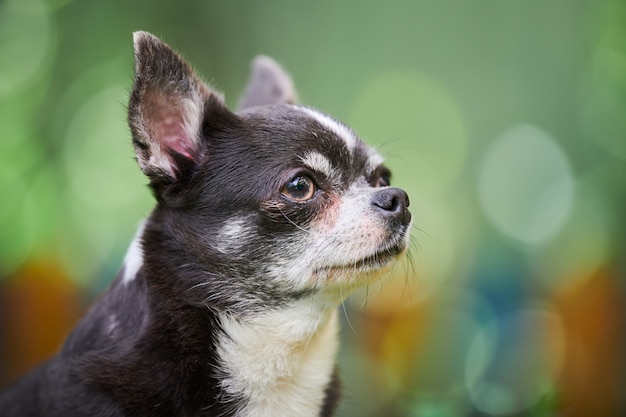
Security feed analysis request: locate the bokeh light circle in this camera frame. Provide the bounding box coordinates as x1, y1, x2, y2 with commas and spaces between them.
0, 97, 56, 275
0, 0, 55, 96
582, 29, 626, 160
0, 164, 38, 273
465, 308, 567, 416
533, 171, 614, 292
349, 70, 467, 194
0, 163, 58, 275
364, 287, 497, 415
478, 124, 574, 245
63, 85, 148, 212
337, 348, 398, 417
60, 85, 153, 283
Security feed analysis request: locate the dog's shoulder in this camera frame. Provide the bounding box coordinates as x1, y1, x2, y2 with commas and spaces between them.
62, 271, 150, 356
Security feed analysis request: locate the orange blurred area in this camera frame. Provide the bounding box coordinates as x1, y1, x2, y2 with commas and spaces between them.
338, 266, 626, 416
556, 269, 626, 417
0, 260, 84, 387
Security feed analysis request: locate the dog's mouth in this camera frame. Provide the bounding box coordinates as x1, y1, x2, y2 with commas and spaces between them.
314, 241, 406, 275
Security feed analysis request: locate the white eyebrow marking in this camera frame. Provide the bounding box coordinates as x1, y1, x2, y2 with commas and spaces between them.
366, 147, 385, 174
295, 106, 357, 153
300, 151, 340, 183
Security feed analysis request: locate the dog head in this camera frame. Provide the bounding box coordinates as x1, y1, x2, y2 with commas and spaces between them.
127, 32, 411, 310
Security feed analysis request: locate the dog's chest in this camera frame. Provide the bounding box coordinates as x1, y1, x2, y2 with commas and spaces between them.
216, 307, 339, 417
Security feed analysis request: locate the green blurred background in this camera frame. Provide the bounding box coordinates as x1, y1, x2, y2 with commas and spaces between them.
1, 0, 625, 415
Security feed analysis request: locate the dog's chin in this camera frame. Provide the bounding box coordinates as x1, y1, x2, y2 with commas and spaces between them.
314, 241, 407, 280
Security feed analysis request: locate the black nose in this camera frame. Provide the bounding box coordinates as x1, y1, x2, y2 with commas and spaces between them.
371, 187, 411, 226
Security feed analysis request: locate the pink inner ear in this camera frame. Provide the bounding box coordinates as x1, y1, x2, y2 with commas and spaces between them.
144, 91, 199, 164
160, 115, 196, 161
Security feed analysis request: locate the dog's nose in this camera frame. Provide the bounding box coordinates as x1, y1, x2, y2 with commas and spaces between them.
371, 187, 411, 226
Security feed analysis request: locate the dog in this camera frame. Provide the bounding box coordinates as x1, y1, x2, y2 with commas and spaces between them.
0, 31, 411, 417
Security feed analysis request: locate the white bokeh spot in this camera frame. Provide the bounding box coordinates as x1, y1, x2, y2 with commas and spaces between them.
478, 124, 574, 245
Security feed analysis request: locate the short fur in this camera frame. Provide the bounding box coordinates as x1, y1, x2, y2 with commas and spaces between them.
0, 32, 411, 417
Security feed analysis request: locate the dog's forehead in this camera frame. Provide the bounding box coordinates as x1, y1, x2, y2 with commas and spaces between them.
294, 106, 358, 153
240, 105, 384, 177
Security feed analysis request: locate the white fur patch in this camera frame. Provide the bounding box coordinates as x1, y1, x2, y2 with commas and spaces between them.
122, 220, 146, 284
217, 303, 339, 417
300, 151, 340, 184
106, 314, 119, 335
214, 216, 254, 255
366, 147, 385, 175
296, 106, 357, 153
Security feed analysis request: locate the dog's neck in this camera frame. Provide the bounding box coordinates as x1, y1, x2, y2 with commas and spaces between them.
217, 303, 339, 417
116, 223, 341, 416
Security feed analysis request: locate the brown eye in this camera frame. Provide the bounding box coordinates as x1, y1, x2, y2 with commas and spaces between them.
281, 176, 316, 202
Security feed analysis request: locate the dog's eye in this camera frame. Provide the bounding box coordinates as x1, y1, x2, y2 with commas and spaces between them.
374, 172, 391, 188
370, 166, 392, 188
281, 176, 316, 202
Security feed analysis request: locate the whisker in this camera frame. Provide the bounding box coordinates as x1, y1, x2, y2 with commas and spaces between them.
400, 252, 418, 303
376, 278, 384, 298
186, 281, 212, 292
373, 133, 417, 155
359, 285, 370, 311
340, 287, 357, 335
411, 223, 431, 243
278, 207, 311, 234
302, 298, 318, 354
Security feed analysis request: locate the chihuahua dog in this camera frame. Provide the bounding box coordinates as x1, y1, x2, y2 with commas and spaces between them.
0, 32, 411, 417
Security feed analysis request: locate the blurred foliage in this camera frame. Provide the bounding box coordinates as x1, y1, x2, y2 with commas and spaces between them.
1, 0, 625, 416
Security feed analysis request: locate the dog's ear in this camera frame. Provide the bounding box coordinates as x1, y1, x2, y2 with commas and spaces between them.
237, 56, 298, 111
128, 31, 230, 182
